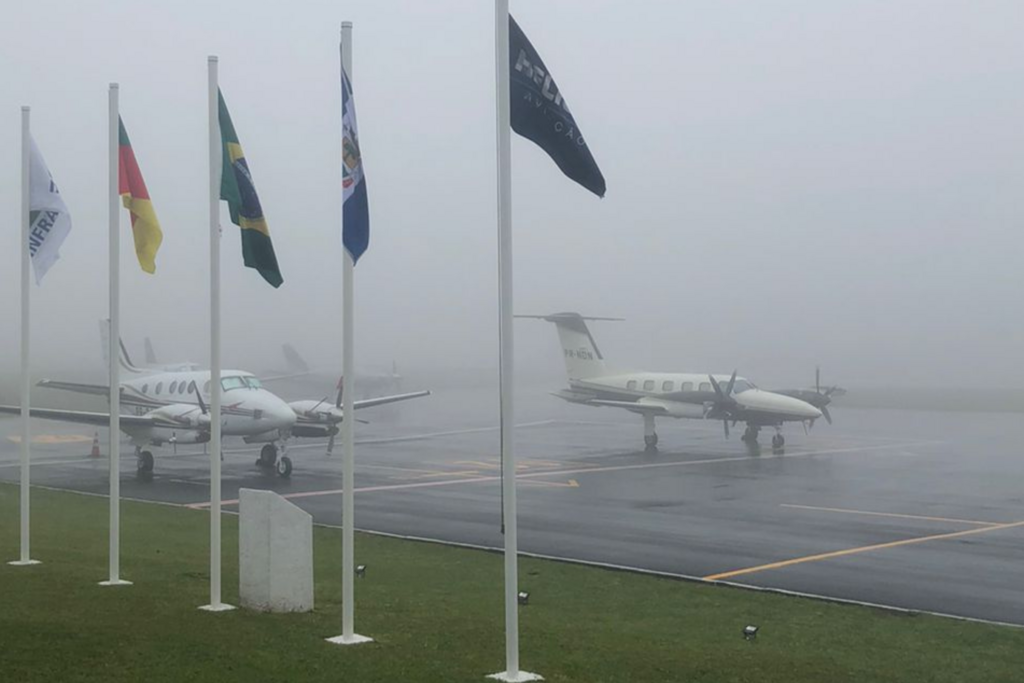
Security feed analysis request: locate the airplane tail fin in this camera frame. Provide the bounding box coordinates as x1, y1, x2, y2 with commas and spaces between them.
144, 337, 158, 365
516, 312, 622, 381
99, 319, 144, 375
282, 344, 311, 374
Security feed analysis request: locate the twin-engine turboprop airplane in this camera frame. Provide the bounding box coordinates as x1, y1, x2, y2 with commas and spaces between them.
518, 312, 822, 452
0, 340, 429, 478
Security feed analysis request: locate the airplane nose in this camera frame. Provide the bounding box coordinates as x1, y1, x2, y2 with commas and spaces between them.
802, 402, 823, 419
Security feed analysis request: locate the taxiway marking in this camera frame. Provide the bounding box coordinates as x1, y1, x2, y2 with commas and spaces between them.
703, 520, 1024, 582
186, 440, 923, 509
781, 503, 1003, 527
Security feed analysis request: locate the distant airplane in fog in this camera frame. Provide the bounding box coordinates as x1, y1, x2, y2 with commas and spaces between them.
518, 312, 822, 451
0, 332, 429, 479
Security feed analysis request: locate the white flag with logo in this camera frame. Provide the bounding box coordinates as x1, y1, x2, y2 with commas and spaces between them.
28, 137, 72, 284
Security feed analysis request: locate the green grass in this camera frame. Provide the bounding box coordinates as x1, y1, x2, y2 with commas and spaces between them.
1, 484, 1022, 682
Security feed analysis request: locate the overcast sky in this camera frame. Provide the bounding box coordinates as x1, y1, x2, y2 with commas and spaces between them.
1, 0, 1022, 393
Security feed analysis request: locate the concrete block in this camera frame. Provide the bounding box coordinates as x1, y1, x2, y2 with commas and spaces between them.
239, 488, 314, 612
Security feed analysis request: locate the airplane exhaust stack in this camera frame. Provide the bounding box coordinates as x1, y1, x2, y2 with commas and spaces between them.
90, 431, 101, 458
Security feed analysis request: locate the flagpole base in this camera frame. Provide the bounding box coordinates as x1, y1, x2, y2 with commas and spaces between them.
487, 671, 543, 682
8, 559, 41, 566
99, 579, 133, 587
198, 603, 236, 612
326, 633, 373, 646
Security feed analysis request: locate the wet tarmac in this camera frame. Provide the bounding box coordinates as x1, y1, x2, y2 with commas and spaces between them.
1, 388, 1020, 625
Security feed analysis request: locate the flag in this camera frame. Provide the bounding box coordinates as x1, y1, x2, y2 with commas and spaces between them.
28, 138, 72, 284
217, 89, 282, 288
118, 117, 163, 274
342, 68, 369, 263
509, 15, 606, 198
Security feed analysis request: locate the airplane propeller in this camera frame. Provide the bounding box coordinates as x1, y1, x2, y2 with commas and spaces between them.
706, 370, 740, 438
813, 366, 836, 425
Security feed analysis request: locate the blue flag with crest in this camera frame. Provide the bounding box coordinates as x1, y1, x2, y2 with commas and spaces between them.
342, 68, 369, 263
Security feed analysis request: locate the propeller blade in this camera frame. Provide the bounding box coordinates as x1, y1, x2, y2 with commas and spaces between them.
723, 420, 730, 439
357, 418, 370, 425
195, 386, 208, 415
708, 375, 724, 399
725, 369, 737, 396
815, 366, 821, 394
326, 431, 336, 457
335, 376, 344, 409
822, 405, 833, 425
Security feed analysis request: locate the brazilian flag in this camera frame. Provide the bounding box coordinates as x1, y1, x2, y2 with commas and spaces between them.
218, 89, 283, 288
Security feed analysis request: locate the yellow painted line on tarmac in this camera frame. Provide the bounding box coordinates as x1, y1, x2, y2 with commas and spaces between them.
521, 478, 579, 489
781, 503, 1003, 527
409, 469, 484, 480
7, 434, 93, 445
703, 520, 1024, 582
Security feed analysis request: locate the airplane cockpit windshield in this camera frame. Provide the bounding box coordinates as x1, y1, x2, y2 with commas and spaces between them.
221, 376, 247, 392
730, 379, 756, 394
243, 376, 263, 390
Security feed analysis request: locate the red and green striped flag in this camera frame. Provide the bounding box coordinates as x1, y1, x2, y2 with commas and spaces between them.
118, 117, 163, 274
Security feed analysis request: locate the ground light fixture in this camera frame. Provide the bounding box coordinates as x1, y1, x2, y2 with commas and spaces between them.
517, 591, 530, 605
743, 625, 758, 641
355, 564, 367, 579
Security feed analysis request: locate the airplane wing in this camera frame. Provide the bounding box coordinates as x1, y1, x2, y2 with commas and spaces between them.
353, 390, 431, 410
38, 379, 165, 410
586, 399, 670, 415
0, 405, 162, 428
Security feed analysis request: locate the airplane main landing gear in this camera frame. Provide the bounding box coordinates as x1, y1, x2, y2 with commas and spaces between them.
136, 449, 154, 476
643, 414, 658, 453
771, 432, 785, 451
741, 426, 760, 443
257, 444, 278, 468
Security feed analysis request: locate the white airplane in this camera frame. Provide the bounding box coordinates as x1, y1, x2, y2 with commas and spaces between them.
518, 312, 822, 451
0, 340, 429, 478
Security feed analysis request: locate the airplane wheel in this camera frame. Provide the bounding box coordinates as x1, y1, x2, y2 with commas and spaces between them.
771, 434, 784, 449
644, 435, 658, 453
137, 450, 154, 474
276, 456, 292, 478
259, 444, 278, 468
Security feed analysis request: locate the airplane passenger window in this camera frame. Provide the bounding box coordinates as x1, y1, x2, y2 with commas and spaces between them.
169, 381, 178, 394
626, 380, 637, 390
699, 382, 710, 392
179, 382, 187, 394
681, 382, 693, 391
662, 381, 674, 392
142, 384, 149, 394
643, 380, 655, 391
155, 382, 163, 394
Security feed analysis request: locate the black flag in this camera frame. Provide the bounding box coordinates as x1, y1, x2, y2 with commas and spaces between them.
509, 15, 606, 198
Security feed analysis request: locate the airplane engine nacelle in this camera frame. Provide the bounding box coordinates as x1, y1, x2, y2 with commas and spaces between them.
291, 424, 339, 439
288, 401, 342, 423
637, 398, 705, 419
149, 403, 210, 429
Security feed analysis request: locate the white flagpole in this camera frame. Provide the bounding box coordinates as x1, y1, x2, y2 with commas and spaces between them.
489, 2, 539, 681
100, 83, 130, 587
10, 106, 40, 567
327, 20, 371, 646
200, 55, 233, 612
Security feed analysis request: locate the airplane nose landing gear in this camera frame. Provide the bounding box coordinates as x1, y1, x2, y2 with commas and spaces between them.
741, 425, 760, 443
643, 414, 658, 453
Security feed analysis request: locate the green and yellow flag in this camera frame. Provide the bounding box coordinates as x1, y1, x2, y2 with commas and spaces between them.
218, 89, 282, 288
118, 117, 163, 273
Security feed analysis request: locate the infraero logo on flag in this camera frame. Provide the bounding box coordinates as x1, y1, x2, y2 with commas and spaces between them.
342, 68, 369, 263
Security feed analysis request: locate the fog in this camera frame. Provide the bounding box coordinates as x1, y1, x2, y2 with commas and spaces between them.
2, 1, 1022, 402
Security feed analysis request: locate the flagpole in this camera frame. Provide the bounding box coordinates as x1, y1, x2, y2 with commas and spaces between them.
327, 20, 371, 646
200, 55, 233, 612
489, 2, 539, 681
100, 83, 130, 587
10, 106, 40, 568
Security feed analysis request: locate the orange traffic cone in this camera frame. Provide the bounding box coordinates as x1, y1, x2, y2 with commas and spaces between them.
90, 431, 101, 458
